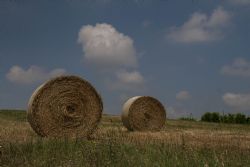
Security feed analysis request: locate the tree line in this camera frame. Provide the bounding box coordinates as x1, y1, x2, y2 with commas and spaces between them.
201, 112, 250, 124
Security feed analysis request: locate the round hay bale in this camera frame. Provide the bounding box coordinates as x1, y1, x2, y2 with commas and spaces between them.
27, 75, 103, 138
122, 96, 166, 131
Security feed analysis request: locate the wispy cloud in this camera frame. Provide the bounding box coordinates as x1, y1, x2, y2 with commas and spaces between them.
116, 70, 144, 85
223, 93, 250, 111
108, 70, 145, 91
229, 0, 250, 5
167, 7, 231, 43
176, 91, 191, 101
6, 65, 66, 85
221, 58, 250, 77
167, 106, 190, 119
142, 20, 151, 28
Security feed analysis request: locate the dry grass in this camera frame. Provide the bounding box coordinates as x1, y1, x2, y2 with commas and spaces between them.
1, 110, 250, 167
1, 112, 250, 150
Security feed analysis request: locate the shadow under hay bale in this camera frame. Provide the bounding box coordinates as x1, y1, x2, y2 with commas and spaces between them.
27, 75, 103, 138
122, 96, 166, 131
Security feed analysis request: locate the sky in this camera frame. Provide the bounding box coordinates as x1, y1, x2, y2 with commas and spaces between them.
0, 0, 250, 118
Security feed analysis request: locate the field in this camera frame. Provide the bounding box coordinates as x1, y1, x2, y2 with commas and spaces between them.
1, 110, 250, 167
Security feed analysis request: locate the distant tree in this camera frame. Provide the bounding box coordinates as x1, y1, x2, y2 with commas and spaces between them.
220, 114, 227, 123
227, 114, 235, 124
247, 117, 250, 124
201, 112, 249, 125
201, 112, 212, 122
235, 113, 246, 124
201, 112, 220, 122
211, 112, 220, 122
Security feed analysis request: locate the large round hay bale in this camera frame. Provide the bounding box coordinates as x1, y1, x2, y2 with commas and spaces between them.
122, 96, 166, 131
27, 75, 103, 138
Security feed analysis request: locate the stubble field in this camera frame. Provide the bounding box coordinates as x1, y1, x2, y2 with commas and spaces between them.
0, 110, 250, 167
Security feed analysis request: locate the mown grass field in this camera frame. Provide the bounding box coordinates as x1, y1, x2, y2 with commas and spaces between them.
1, 110, 250, 167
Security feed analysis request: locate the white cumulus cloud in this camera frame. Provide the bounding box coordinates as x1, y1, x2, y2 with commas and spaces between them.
78, 23, 137, 68
6, 65, 66, 85
176, 91, 191, 101
167, 7, 231, 43
223, 93, 250, 110
108, 70, 145, 91
221, 58, 250, 77
116, 70, 144, 85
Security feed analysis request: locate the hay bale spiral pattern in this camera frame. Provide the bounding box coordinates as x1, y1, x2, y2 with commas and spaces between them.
27, 75, 103, 138
122, 96, 166, 131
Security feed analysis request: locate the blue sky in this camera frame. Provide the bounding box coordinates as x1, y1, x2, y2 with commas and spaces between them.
0, 0, 250, 118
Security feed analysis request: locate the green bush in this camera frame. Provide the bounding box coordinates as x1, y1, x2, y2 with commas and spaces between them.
235, 113, 246, 124
201, 112, 220, 122
201, 112, 249, 124
201, 112, 213, 122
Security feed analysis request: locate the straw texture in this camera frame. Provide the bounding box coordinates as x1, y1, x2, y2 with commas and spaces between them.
122, 96, 166, 131
27, 75, 103, 138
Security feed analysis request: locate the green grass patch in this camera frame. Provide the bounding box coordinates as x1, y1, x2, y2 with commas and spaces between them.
1, 139, 250, 167
0, 110, 27, 122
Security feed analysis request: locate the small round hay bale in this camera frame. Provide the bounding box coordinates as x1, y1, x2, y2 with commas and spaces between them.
27, 75, 103, 138
122, 96, 166, 131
